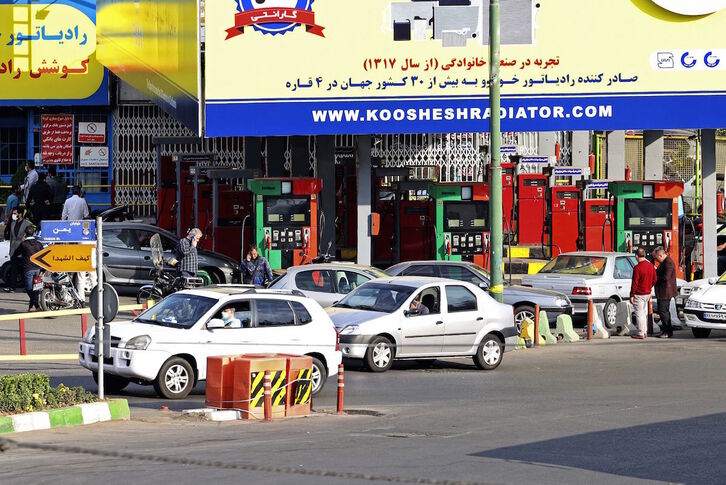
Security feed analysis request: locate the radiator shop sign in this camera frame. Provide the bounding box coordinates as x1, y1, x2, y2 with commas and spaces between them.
41, 114, 74, 165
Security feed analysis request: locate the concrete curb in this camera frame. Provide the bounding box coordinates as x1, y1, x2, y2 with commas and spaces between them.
0, 354, 78, 362
0, 399, 129, 435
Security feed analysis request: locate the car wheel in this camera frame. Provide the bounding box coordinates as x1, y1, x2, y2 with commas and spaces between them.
603, 298, 618, 329
154, 357, 195, 399
310, 357, 327, 396
364, 336, 395, 372
514, 305, 536, 334
93, 373, 131, 394
692, 327, 711, 339
473, 334, 503, 370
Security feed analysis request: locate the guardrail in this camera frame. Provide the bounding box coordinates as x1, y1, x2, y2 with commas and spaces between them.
0, 304, 146, 356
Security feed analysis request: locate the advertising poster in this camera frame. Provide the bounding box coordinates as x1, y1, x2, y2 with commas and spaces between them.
41, 114, 74, 165
96, 0, 202, 134
0, 0, 108, 106
205, 0, 726, 136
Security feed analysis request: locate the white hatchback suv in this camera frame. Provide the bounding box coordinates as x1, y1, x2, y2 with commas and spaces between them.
79, 287, 342, 399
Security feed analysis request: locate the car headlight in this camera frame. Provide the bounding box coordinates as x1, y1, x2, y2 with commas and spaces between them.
83, 327, 95, 344
686, 300, 702, 310
121, 335, 151, 350
555, 298, 569, 307
339, 325, 361, 335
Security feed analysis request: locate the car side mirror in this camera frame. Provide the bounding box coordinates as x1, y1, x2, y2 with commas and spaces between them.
479, 282, 489, 289
708, 277, 718, 285
207, 318, 225, 330
403, 309, 410, 317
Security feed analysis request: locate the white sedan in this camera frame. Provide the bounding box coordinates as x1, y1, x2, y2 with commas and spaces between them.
79, 287, 342, 398
328, 277, 517, 372
684, 275, 726, 338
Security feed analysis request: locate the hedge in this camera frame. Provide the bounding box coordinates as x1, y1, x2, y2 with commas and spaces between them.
0, 373, 97, 414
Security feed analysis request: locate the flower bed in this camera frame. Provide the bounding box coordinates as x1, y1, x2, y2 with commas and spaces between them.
0, 373, 97, 415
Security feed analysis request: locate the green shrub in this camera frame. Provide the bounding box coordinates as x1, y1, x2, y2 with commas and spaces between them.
0, 374, 96, 414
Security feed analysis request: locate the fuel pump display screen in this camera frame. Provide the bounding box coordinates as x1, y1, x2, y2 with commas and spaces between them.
624, 200, 671, 229
264, 197, 311, 226
444, 202, 489, 231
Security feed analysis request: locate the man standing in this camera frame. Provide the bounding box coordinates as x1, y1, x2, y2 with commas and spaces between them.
27, 173, 52, 224
17, 225, 44, 312
4, 184, 21, 223
653, 247, 678, 338
175, 228, 202, 277
61, 186, 89, 221
46, 166, 67, 219
4, 208, 31, 292
20, 160, 38, 204
241, 245, 274, 286
630, 247, 657, 339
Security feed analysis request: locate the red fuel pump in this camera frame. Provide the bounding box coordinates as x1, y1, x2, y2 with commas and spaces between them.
517, 174, 548, 245
487, 162, 516, 239
583, 198, 614, 252
550, 186, 581, 257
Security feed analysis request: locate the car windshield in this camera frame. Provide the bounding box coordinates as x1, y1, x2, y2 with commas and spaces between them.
467, 264, 491, 284
134, 293, 217, 329
718, 272, 726, 285
539, 255, 607, 276
363, 267, 388, 278
334, 283, 415, 313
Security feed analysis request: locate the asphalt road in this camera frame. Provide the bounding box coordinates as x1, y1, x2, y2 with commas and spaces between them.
3, 330, 726, 485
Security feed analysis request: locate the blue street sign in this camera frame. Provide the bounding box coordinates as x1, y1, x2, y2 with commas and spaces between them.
41, 221, 97, 243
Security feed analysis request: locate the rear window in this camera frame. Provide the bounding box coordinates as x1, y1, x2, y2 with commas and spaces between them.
291, 301, 312, 324
539, 255, 607, 276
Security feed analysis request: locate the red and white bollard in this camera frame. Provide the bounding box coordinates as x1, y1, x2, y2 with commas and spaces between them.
337, 364, 345, 415
263, 370, 272, 421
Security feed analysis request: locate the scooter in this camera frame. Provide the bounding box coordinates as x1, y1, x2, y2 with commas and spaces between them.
136, 234, 204, 304
39, 272, 85, 311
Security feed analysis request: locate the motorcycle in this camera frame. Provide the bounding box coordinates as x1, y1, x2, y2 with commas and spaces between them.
136, 234, 204, 304
39, 272, 85, 311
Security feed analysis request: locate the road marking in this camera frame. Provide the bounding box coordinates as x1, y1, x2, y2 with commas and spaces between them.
0, 354, 77, 362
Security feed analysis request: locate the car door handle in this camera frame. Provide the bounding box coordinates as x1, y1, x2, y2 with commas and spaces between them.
476, 317, 484, 321
103, 252, 109, 257
436, 321, 444, 325
617, 286, 624, 289
143, 255, 151, 261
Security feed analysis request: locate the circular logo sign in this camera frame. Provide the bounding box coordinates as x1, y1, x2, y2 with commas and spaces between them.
652, 0, 726, 15
237, 0, 314, 35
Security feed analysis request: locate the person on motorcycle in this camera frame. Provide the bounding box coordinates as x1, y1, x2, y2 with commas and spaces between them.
241, 244, 273, 286
175, 228, 202, 277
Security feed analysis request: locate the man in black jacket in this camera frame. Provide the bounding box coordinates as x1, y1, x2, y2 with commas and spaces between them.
27, 172, 52, 224
653, 247, 678, 338
17, 225, 44, 312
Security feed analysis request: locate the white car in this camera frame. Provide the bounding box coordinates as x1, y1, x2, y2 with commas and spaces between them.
676, 276, 717, 315
79, 287, 342, 398
327, 277, 517, 372
684, 276, 726, 338
269, 263, 388, 308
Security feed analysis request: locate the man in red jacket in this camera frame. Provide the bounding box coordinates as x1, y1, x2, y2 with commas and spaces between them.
630, 247, 657, 339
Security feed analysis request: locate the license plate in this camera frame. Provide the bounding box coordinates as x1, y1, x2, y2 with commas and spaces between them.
704, 312, 726, 321
32, 283, 43, 291
676, 297, 684, 306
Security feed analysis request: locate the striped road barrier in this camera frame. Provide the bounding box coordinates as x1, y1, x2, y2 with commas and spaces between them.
0, 304, 145, 357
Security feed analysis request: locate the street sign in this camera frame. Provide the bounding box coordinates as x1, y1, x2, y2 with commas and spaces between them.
41, 221, 96, 243
90, 283, 119, 323
31, 245, 96, 272
78, 122, 106, 144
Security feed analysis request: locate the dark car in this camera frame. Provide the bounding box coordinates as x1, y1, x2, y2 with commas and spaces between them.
102, 223, 240, 287
386, 260, 573, 328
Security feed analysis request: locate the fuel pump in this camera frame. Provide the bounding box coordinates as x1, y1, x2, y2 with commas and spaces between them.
487, 162, 516, 242
205, 169, 257, 261
516, 173, 548, 245
609, 181, 684, 277
430, 183, 491, 269
248, 178, 322, 270
581, 181, 613, 252
549, 185, 581, 257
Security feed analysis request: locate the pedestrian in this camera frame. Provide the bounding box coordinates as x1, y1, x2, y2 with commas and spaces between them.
27, 172, 52, 224
46, 166, 67, 219
174, 228, 202, 277
20, 160, 38, 204
4, 208, 31, 292
17, 225, 44, 312
61, 185, 89, 221
4, 184, 21, 223
653, 246, 678, 338
241, 244, 274, 286
630, 247, 657, 339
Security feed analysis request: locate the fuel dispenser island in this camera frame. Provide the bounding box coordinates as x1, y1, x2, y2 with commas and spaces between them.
609, 181, 684, 276
516, 173, 548, 245
248, 178, 322, 270
486, 162, 516, 241
547, 185, 582, 257
430, 183, 491, 269
581, 181, 614, 252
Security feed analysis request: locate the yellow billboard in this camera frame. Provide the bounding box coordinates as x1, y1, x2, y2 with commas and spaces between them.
204, 0, 726, 136
0, 1, 106, 104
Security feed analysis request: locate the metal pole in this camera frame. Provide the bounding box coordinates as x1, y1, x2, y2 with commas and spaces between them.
488, 0, 504, 303
96, 216, 104, 400
193, 166, 199, 230
175, 156, 182, 237
212, 178, 218, 253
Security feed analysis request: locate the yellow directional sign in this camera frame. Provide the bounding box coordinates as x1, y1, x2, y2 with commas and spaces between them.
31, 245, 96, 273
